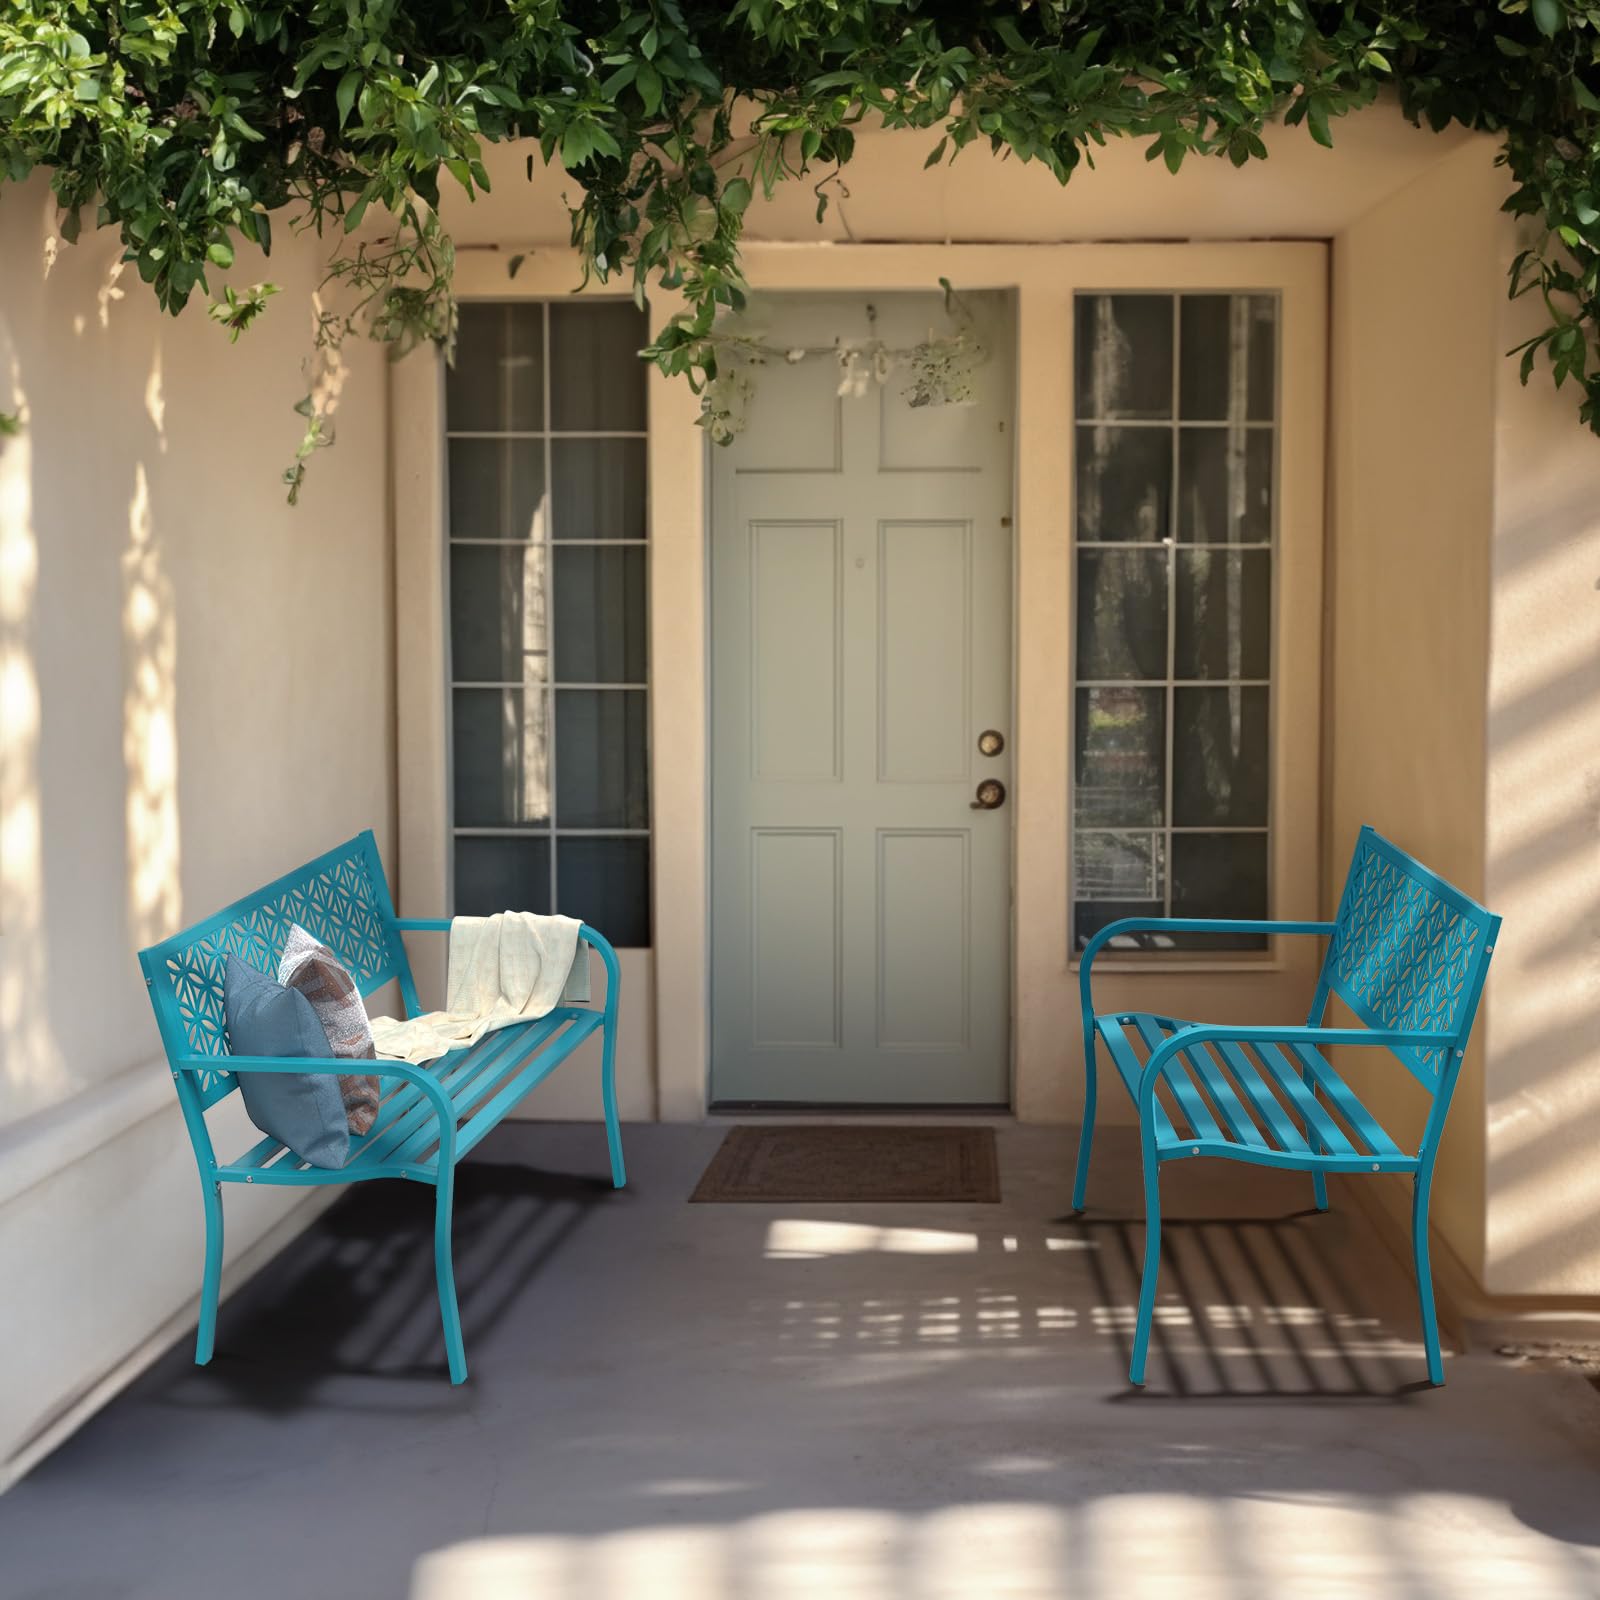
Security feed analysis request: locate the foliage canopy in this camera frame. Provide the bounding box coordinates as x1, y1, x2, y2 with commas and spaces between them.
4, 1, 1600, 491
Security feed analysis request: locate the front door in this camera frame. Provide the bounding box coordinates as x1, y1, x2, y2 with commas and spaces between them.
710, 291, 1014, 1105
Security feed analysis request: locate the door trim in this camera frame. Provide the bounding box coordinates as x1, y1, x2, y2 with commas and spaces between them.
403, 242, 1327, 1123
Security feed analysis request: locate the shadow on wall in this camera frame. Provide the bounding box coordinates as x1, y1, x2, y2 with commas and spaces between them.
0, 180, 187, 1126
1484, 371, 1600, 1293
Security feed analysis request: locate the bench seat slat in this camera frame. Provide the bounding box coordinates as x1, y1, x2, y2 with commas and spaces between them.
1251, 1042, 1359, 1159
454, 1012, 604, 1162
1212, 1042, 1310, 1154
350, 1023, 548, 1171
1289, 1043, 1407, 1160
1127, 1015, 1223, 1143
1173, 1039, 1270, 1149
1094, 1017, 1178, 1147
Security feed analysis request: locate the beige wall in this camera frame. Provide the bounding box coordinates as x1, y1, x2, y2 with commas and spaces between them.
1327, 139, 1503, 1282
1483, 228, 1600, 1298
0, 174, 394, 1482
1330, 136, 1600, 1299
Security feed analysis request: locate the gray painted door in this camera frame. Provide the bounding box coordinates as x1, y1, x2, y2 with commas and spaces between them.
710, 292, 1014, 1104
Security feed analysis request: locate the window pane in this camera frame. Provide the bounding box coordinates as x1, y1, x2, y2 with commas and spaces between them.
453, 687, 550, 828
1075, 830, 1164, 901
549, 303, 649, 432
1180, 294, 1275, 422
552, 438, 647, 540
450, 544, 549, 683
1075, 426, 1171, 543
1076, 549, 1168, 681
1171, 686, 1268, 827
1176, 428, 1272, 544
557, 837, 651, 947
455, 835, 551, 918
555, 689, 649, 829
1174, 550, 1270, 681
1073, 900, 1167, 953
1075, 687, 1165, 826
1074, 295, 1173, 420
447, 303, 545, 433
1171, 833, 1268, 948
553, 547, 646, 684
449, 438, 546, 541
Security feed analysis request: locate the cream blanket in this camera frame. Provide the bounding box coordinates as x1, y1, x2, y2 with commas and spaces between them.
369, 912, 589, 1066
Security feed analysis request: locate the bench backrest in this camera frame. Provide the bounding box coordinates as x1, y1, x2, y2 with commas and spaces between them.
1318, 825, 1500, 1091
138, 831, 414, 1113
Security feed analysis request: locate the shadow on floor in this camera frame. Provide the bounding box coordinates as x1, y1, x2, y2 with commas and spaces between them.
158, 1161, 618, 1411
1072, 1210, 1429, 1401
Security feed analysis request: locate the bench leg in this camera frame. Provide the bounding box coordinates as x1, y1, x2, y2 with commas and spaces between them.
196, 1182, 223, 1366
1071, 1015, 1097, 1212
1412, 1173, 1445, 1386
434, 1173, 468, 1385
601, 1016, 626, 1190
1129, 1141, 1162, 1387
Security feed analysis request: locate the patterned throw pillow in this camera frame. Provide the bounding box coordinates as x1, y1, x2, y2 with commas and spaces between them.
277, 923, 381, 1135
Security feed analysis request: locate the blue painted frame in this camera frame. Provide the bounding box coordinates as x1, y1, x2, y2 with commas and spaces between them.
1073, 825, 1500, 1389
139, 830, 625, 1384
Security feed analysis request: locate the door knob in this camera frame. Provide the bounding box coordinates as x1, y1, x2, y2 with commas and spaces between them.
970, 779, 1007, 811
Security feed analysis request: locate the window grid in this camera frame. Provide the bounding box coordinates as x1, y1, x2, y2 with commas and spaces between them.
445, 300, 651, 936
1071, 290, 1276, 952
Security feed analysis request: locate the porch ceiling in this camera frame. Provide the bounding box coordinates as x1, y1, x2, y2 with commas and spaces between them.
3, 1124, 1597, 1599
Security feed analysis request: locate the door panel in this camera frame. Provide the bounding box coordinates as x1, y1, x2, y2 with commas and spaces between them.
711, 291, 1014, 1105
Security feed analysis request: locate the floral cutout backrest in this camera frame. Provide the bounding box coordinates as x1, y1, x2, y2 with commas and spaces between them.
1319, 827, 1499, 1092
140, 833, 404, 1110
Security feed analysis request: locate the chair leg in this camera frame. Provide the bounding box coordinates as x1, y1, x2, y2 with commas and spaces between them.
1129, 1144, 1162, 1387
1306, 1083, 1329, 1212
195, 1182, 223, 1366
1412, 1174, 1445, 1386
601, 1016, 626, 1190
1071, 1019, 1098, 1212
434, 1172, 468, 1385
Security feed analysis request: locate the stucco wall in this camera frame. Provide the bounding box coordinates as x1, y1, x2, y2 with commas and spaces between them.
1327, 140, 1503, 1284
0, 174, 393, 1482
1483, 232, 1600, 1298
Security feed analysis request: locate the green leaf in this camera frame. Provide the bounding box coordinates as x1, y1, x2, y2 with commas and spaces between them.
722, 176, 753, 214
207, 240, 234, 268
924, 136, 948, 169
1532, 0, 1564, 37
336, 68, 362, 128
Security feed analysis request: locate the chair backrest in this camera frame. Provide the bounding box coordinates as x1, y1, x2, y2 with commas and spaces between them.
1317, 826, 1500, 1091
138, 831, 411, 1112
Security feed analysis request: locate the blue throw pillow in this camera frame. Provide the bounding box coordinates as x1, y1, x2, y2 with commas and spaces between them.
223, 956, 351, 1170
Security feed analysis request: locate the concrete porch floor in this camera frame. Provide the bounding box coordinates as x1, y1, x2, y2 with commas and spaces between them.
3, 1123, 1599, 1600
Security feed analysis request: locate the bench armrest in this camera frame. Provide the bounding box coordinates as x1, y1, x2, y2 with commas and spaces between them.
1135, 1024, 1457, 1107
1079, 918, 1336, 1018
174, 1055, 459, 1164
389, 920, 621, 1021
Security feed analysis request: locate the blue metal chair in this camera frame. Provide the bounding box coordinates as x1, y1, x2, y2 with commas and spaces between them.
1074, 826, 1499, 1388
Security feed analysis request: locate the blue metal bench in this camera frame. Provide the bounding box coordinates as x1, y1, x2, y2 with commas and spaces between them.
1074, 825, 1499, 1388
138, 830, 625, 1385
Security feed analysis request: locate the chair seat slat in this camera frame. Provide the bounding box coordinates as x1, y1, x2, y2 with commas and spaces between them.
1211, 1042, 1310, 1154
1251, 1042, 1359, 1158
1095, 1017, 1178, 1147
1173, 1038, 1270, 1148
1127, 1015, 1224, 1144
1289, 1044, 1406, 1160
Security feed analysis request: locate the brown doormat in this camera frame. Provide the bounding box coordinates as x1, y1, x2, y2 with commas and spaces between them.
689, 1125, 1000, 1204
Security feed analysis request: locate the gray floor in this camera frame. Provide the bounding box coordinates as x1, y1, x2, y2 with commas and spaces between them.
4, 1123, 1600, 1600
